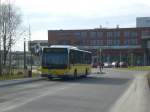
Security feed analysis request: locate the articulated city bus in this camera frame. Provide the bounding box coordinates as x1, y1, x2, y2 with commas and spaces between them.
41, 45, 92, 79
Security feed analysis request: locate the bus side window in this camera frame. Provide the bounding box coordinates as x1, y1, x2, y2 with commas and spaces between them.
71, 57, 74, 64
70, 50, 74, 64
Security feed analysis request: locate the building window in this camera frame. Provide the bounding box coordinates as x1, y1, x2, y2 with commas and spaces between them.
142, 30, 150, 36
97, 32, 103, 38
59, 40, 70, 45
113, 40, 120, 46
90, 40, 101, 46
97, 40, 103, 46
124, 40, 130, 45
124, 39, 138, 45
107, 32, 113, 40
74, 32, 81, 36
107, 40, 113, 46
90, 40, 94, 46
107, 32, 113, 37
114, 31, 120, 37
130, 39, 138, 45
124, 31, 130, 38
81, 32, 87, 37
80, 40, 87, 45
58, 32, 71, 36
131, 32, 138, 38
90, 31, 97, 38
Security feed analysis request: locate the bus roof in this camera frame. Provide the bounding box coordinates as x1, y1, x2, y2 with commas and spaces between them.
50, 45, 78, 49
44, 45, 91, 53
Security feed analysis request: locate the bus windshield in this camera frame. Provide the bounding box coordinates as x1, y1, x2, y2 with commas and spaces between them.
42, 48, 68, 69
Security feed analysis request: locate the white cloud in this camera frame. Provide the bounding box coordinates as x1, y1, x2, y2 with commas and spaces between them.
10, 0, 150, 51
13, 0, 150, 26
15, 0, 150, 16
31, 30, 47, 40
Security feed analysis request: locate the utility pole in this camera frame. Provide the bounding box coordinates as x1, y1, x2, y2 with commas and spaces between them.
144, 52, 146, 66
29, 24, 32, 77
24, 38, 26, 70
98, 48, 102, 73
119, 51, 122, 62
131, 51, 134, 66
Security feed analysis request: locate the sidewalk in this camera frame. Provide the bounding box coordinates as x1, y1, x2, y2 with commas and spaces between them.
0, 77, 45, 87
110, 72, 150, 112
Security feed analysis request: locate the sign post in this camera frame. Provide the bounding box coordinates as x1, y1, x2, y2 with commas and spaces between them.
98, 48, 102, 74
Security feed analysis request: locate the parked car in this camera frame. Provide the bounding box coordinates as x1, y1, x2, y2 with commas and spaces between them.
104, 62, 112, 68
119, 62, 128, 67
92, 63, 98, 68
92, 62, 104, 68
112, 61, 119, 67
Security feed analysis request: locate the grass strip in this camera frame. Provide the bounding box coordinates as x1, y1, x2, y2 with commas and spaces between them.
0, 69, 40, 81
119, 66, 150, 71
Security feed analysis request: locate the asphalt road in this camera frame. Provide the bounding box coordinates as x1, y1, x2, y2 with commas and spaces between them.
0, 69, 146, 112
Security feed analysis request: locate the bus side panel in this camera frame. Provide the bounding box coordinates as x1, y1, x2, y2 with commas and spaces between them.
68, 64, 91, 76
41, 68, 79, 78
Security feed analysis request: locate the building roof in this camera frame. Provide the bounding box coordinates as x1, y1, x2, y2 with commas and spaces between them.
48, 27, 150, 32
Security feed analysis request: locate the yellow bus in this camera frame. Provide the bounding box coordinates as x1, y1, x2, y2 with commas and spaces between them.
41, 45, 92, 79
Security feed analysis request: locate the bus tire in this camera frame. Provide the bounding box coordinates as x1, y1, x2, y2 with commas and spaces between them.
48, 76, 53, 80
74, 69, 77, 79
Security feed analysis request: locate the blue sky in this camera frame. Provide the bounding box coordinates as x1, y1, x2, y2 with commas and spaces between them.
5, 0, 150, 50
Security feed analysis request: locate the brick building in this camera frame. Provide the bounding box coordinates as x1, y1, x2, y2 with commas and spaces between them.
48, 27, 150, 66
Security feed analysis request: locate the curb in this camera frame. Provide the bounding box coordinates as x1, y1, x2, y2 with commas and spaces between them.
147, 72, 150, 88
109, 79, 136, 112
0, 77, 46, 87
109, 73, 150, 112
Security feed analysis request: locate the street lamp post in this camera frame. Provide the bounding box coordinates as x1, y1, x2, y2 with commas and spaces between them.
24, 38, 26, 69
24, 38, 27, 76
99, 48, 102, 73
29, 24, 32, 77
98, 48, 102, 73
119, 51, 122, 62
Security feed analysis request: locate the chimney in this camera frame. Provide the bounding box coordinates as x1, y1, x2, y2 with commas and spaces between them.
100, 25, 102, 28
116, 25, 119, 28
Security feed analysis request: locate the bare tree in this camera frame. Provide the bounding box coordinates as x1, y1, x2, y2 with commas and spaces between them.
0, 0, 3, 75
0, 3, 21, 74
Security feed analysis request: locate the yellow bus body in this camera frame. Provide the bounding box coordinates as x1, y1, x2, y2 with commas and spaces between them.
41, 64, 91, 77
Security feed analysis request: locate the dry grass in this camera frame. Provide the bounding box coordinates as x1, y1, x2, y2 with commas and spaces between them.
119, 66, 150, 71
0, 69, 40, 81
